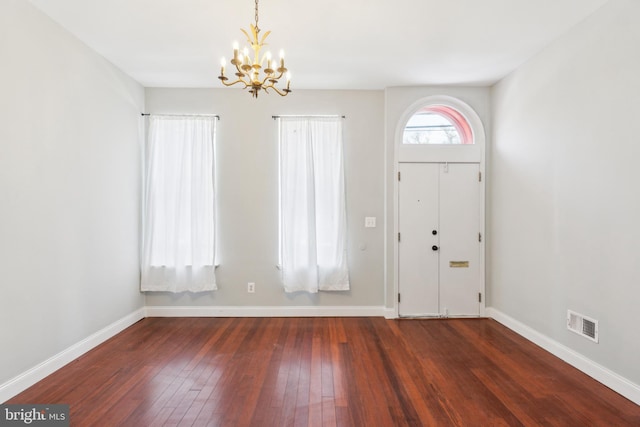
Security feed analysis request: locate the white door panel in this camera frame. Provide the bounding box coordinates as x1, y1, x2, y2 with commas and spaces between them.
398, 163, 439, 316
439, 163, 480, 316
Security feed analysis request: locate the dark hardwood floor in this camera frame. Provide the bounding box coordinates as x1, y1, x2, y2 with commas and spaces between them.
7, 317, 640, 426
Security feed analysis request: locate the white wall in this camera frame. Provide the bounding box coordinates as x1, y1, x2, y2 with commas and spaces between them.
0, 0, 144, 387
491, 0, 640, 385
144, 88, 385, 310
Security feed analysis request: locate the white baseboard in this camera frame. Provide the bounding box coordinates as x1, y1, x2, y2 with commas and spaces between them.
0, 308, 145, 403
145, 305, 386, 318
487, 307, 640, 406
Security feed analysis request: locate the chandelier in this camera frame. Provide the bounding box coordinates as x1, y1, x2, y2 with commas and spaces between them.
218, 0, 291, 98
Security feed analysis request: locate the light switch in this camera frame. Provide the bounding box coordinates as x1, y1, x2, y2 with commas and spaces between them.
365, 217, 376, 228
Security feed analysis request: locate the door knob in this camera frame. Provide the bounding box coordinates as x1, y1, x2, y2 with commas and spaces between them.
432, 230, 438, 235
432, 245, 439, 251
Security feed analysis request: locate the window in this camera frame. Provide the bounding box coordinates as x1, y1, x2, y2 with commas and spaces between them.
278, 117, 349, 293
141, 115, 217, 292
403, 105, 473, 145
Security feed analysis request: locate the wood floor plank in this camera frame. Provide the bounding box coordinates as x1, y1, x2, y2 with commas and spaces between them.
293, 319, 313, 427
307, 329, 324, 427
328, 318, 348, 409
349, 319, 409, 426
6, 317, 640, 426
278, 320, 304, 426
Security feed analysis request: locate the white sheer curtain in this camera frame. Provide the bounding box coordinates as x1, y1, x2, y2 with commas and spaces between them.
141, 115, 217, 292
279, 117, 349, 293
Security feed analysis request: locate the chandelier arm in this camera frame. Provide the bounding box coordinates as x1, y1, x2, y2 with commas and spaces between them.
233, 61, 246, 76
257, 72, 280, 87
261, 80, 290, 96
265, 70, 285, 82
219, 78, 250, 89
268, 86, 291, 97
261, 79, 281, 90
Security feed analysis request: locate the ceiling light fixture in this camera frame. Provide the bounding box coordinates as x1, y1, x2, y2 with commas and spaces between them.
218, 0, 291, 98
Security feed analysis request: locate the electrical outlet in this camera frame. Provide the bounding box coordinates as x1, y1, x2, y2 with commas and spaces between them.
247, 282, 255, 293
365, 217, 376, 228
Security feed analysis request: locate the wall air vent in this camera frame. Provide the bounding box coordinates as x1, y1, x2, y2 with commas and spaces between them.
567, 310, 599, 343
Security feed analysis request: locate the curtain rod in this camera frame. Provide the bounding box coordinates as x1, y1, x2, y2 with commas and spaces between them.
272, 115, 345, 119
141, 113, 220, 120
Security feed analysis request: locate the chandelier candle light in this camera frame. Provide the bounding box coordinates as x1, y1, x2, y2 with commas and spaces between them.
218, 0, 291, 98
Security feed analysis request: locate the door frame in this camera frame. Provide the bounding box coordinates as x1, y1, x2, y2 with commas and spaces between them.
392, 95, 486, 318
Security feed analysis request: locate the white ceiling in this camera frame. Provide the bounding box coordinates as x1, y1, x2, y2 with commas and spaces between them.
27, 0, 610, 90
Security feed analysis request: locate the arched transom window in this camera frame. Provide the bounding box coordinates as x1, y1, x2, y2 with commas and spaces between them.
403, 105, 473, 145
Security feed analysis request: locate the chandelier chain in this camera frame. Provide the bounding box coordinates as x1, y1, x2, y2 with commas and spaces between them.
254, 0, 259, 32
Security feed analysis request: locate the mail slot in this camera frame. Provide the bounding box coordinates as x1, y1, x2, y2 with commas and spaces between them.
449, 261, 469, 268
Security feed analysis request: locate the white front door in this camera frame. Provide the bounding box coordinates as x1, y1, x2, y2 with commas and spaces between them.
398, 162, 481, 317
